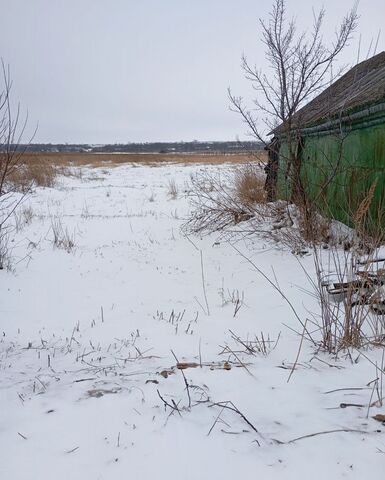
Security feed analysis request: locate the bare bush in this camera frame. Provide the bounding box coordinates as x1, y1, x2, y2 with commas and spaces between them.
0, 62, 37, 199
309, 245, 385, 354
308, 187, 385, 354
232, 218, 385, 360
184, 164, 340, 251
183, 169, 256, 235
0, 62, 39, 270
234, 164, 266, 205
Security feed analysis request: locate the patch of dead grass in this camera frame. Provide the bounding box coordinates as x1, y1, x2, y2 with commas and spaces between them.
167, 179, 178, 199
8, 160, 57, 190
234, 164, 266, 205
21, 151, 266, 169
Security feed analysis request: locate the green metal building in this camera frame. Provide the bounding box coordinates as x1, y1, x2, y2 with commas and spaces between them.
271, 52, 385, 229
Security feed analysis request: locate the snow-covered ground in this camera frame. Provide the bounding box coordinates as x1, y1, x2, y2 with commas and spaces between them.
1, 162, 384, 480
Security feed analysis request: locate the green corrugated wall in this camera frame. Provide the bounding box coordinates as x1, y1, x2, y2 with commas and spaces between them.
277, 107, 385, 231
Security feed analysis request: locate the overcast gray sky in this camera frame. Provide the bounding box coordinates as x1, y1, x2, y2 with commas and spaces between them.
1, 0, 384, 143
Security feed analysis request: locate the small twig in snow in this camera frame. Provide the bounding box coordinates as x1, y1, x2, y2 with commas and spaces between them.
281, 428, 369, 444
171, 349, 192, 409
200, 250, 210, 316
323, 387, 370, 394
210, 401, 263, 445
207, 402, 228, 436
66, 446, 79, 454
157, 389, 182, 417
287, 318, 308, 383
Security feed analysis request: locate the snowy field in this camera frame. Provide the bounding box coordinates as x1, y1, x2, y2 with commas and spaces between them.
1, 162, 384, 479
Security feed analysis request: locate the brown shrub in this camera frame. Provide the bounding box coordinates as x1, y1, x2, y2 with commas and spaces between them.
8, 159, 57, 191
234, 164, 266, 205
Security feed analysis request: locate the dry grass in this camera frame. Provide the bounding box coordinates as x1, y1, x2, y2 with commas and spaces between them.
5, 152, 266, 191
51, 217, 76, 253
183, 169, 258, 235
0, 227, 10, 270
167, 179, 178, 199
21, 151, 266, 168
234, 164, 266, 205
297, 206, 332, 245
13, 205, 34, 232
7, 160, 57, 190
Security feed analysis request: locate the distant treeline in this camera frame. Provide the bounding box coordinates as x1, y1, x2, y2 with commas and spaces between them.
18, 141, 263, 154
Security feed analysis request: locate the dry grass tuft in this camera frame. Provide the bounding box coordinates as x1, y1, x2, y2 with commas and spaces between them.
0, 227, 10, 270
8, 160, 57, 191
13, 205, 34, 232
234, 164, 266, 205
51, 217, 76, 253
355, 180, 378, 226
167, 179, 178, 199
183, 169, 257, 235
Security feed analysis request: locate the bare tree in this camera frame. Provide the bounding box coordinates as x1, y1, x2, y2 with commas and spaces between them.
0, 61, 34, 269
229, 0, 359, 203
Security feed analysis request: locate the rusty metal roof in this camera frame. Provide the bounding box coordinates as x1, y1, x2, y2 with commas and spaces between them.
274, 51, 385, 134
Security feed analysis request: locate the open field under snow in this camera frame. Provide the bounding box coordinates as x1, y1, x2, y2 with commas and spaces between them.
1, 161, 384, 479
